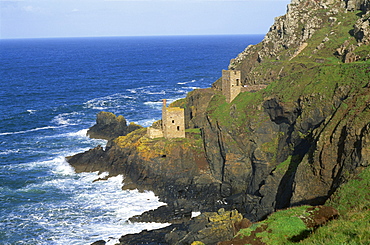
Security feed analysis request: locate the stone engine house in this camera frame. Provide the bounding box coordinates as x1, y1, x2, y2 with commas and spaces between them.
222, 70, 242, 103
147, 99, 185, 139
221, 70, 267, 103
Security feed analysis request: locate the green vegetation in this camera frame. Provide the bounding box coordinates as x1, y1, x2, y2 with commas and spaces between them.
170, 98, 186, 108
265, 63, 370, 104
207, 89, 265, 131
185, 128, 201, 134
274, 156, 292, 175
230, 166, 370, 245
235, 206, 314, 245
299, 166, 370, 245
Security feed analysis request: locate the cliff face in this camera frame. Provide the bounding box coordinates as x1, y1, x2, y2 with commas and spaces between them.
184, 0, 370, 220
68, 0, 370, 242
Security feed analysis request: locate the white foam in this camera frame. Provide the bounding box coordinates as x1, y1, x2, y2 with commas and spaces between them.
52, 112, 81, 126
14, 157, 169, 244
187, 87, 200, 90
144, 101, 163, 111
18, 156, 76, 176
27, 109, 37, 114
192, 211, 201, 218
51, 156, 76, 176
145, 90, 166, 95
45, 173, 167, 244
0, 126, 62, 136
144, 101, 163, 106
84, 93, 134, 110
0, 149, 20, 155
12, 149, 169, 244
127, 88, 137, 94
177, 79, 196, 85
135, 118, 158, 127
64, 128, 89, 138
2, 112, 169, 244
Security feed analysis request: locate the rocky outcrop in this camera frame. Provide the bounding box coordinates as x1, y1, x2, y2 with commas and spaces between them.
119, 209, 247, 245
68, 127, 225, 213
87, 111, 141, 140
290, 86, 370, 205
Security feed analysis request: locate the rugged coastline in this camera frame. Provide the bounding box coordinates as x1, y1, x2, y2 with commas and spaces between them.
68, 0, 370, 244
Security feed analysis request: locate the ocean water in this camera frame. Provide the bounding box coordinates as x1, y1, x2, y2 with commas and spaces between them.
0, 35, 263, 244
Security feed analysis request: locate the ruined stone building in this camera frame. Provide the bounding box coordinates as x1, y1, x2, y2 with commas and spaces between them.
222, 70, 242, 103
221, 70, 267, 103
147, 99, 185, 139
147, 124, 164, 139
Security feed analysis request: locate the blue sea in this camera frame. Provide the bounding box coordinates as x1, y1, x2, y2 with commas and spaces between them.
0, 35, 263, 244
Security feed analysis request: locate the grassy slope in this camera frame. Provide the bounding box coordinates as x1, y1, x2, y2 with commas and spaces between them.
226, 166, 370, 245
299, 166, 370, 245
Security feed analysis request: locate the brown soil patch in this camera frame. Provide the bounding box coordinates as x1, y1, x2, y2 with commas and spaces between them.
301, 205, 339, 228
217, 224, 268, 245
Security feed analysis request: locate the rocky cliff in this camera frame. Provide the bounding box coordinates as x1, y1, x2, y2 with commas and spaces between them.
67, 0, 370, 244
203, 0, 370, 221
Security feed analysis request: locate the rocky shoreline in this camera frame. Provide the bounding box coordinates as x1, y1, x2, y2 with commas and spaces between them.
67, 0, 370, 244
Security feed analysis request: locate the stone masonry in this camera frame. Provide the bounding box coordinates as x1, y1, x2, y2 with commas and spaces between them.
162, 99, 185, 138
147, 99, 185, 139
222, 70, 242, 103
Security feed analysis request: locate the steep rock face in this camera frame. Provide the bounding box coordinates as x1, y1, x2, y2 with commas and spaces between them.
205, 61, 370, 220
184, 88, 215, 129
291, 87, 370, 205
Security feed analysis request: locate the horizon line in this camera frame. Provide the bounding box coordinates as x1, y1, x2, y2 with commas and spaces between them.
0, 33, 266, 41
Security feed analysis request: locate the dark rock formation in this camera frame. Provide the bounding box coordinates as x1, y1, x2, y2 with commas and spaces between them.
129, 200, 192, 224
119, 209, 246, 245
87, 111, 141, 140
68, 127, 223, 213
90, 240, 106, 245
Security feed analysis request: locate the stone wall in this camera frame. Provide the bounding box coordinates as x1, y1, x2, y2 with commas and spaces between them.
147, 127, 163, 139
241, 84, 268, 93
160, 99, 185, 139
146, 100, 186, 139
222, 70, 242, 103
163, 105, 186, 138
